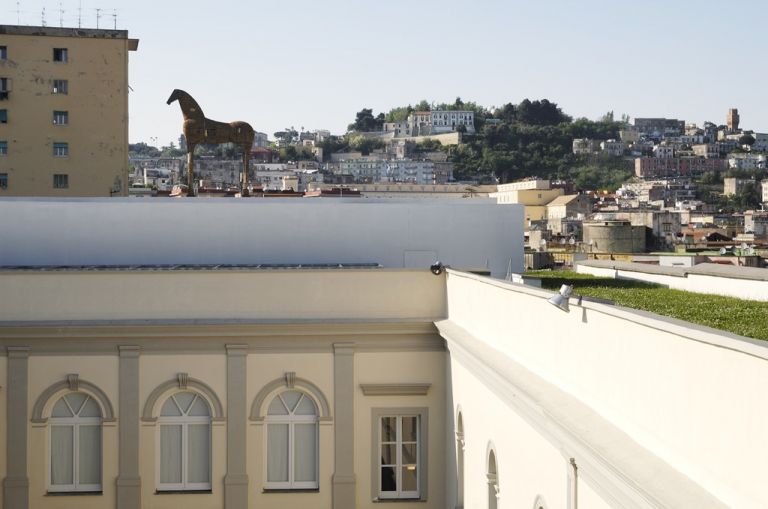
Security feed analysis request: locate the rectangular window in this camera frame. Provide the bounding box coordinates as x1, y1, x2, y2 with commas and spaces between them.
53, 142, 69, 157
53, 48, 68, 62
0, 140, 7, 155
53, 174, 69, 189
53, 111, 69, 125
373, 408, 428, 501
0, 109, 6, 123
0, 46, 6, 60
0, 173, 7, 189
0, 77, 10, 100
53, 79, 68, 94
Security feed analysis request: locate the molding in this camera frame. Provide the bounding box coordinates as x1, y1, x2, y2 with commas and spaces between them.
359, 383, 431, 396
249, 375, 331, 422
118, 345, 141, 357
142, 376, 225, 423
7, 345, 30, 358
436, 318, 728, 509
31, 376, 116, 423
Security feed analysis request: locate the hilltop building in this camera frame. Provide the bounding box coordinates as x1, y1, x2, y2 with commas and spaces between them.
383, 110, 475, 138
0, 25, 138, 196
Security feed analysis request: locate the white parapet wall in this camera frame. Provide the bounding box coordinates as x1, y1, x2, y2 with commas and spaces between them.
0, 198, 523, 277
575, 260, 768, 301
439, 269, 768, 509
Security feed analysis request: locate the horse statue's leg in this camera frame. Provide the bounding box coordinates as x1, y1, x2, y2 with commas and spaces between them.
187, 144, 197, 197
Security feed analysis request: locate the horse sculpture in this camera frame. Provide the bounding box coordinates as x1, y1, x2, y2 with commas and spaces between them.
167, 89, 255, 196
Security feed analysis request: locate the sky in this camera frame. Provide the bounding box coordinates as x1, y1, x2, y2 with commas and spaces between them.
5, 0, 768, 146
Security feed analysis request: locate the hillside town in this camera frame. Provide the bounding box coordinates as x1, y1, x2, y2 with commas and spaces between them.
128, 107, 768, 268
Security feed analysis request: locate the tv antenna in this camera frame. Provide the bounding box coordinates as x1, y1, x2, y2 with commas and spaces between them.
16, 1, 21, 25
59, 3, 64, 27
95, 8, 101, 29
41, 7, 46, 27
112, 10, 117, 29
78, 0, 82, 28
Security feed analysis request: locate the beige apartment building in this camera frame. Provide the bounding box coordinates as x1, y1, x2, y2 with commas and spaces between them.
0, 25, 138, 196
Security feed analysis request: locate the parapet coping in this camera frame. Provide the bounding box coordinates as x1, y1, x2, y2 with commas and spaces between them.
576, 259, 768, 282
446, 269, 768, 361
0, 24, 129, 39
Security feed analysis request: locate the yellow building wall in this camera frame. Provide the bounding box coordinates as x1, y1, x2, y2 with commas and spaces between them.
0, 30, 132, 196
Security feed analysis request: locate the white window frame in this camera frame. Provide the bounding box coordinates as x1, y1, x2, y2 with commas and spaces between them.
48, 394, 103, 493
53, 110, 68, 126
374, 412, 424, 500
264, 390, 319, 490
156, 392, 212, 492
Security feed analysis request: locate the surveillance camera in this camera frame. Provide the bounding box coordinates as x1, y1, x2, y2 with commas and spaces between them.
430, 261, 444, 275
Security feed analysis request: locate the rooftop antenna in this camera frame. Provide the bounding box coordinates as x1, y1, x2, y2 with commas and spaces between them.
77, 0, 82, 28
59, 3, 64, 27
16, 1, 21, 25
41, 7, 46, 27
95, 8, 101, 29
112, 9, 117, 29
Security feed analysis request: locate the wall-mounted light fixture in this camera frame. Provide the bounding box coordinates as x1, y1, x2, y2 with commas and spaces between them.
548, 284, 573, 312
430, 261, 445, 275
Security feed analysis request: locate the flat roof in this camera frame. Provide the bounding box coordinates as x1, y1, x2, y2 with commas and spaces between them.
0, 24, 138, 49
0, 263, 382, 273
577, 259, 768, 282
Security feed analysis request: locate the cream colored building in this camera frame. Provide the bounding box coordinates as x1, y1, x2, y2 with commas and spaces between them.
0, 25, 138, 196
491, 179, 564, 228
0, 199, 766, 509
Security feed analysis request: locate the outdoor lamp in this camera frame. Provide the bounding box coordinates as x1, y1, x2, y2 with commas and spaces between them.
547, 284, 573, 312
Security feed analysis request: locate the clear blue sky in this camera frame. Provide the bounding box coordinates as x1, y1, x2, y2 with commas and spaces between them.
6, 0, 767, 146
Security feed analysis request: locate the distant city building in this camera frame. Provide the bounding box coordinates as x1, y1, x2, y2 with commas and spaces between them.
0, 24, 139, 196
491, 179, 565, 227
331, 157, 453, 185
600, 139, 626, 157
572, 138, 600, 155
634, 157, 726, 178
383, 110, 475, 138
723, 177, 755, 196
546, 194, 592, 234
633, 118, 685, 137
728, 153, 767, 170
691, 143, 721, 159
653, 145, 675, 159
252, 132, 269, 149
763, 179, 768, 204
752, 133, 768, 152
727, 108, 740, 132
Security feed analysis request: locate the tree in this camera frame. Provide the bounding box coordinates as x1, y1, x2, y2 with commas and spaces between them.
739, 134, 756, 147
573, 164, 631, 192
348, 108, 384, 132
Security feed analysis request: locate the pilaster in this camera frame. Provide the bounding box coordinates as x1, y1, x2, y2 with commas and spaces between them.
117, 345, 141, 509
3, 346, 30, 509
224, 344, 248, 509
332, 342, 356, 508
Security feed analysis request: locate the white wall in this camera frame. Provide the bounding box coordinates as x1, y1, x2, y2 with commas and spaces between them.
442, 270, 768, 508
0, 198, 523, 277
576, 264, 768, 301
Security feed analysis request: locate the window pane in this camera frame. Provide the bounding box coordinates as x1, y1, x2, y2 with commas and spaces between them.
402, 416, 418, 442
380, 444, 396, 465
51, 426, 74, 485
380, 466, 396, 492
267, 396, 288, 415
381, 417, 397, 442
160, 425, 182, 484
174, 392, 196, 414
402, 466, 418, 491
293, 423, 317, 482
187, 424, 210, 484
281, 391, 302, 413
294, 396, 316, 416
402, 443, 418, 464
188, 397, 210, 417
79, 425, 101, 485
267, 424, 289, 482
66, 393, 88, 415
160, 398, 182, 417
52, 398, 73, 417
80, 398, 101, 418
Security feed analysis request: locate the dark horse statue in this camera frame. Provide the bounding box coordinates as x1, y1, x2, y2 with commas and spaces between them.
167, 89, 255, 196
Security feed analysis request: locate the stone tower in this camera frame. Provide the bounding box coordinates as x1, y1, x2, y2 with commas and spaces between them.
727, 108, 740, 132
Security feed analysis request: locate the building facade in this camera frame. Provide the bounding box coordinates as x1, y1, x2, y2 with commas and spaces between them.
0, 25, 138, 196
383, 111, 475, 138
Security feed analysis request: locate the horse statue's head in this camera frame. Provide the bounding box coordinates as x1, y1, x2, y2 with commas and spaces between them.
166, 89, 184, 105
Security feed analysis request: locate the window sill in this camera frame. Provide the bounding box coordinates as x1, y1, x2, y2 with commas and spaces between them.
46, 491, 102, 496
155, 489, 212, 495
263, 488, 320, 493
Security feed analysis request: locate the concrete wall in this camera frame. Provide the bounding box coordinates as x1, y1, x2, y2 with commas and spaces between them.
0, 199, 524, 277
0, 28, 133, 196
576, 263, 768, 302
441, 270, 768, 508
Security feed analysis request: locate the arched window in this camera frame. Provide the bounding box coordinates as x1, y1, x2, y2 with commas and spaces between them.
49, 393, 102, 492
487, 448, 499, 509
265, 390, 318, 489
158, 391, 211, 491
